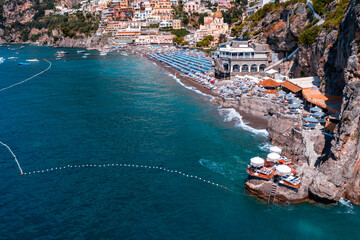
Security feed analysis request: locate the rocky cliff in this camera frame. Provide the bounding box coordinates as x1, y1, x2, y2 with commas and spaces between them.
244, 0, 360, 205
309, 0, 360, 204
0, 0, 100, 48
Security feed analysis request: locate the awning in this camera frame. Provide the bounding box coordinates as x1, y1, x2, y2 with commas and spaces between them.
258, 79, 280, 87
302, 88, 342, 113
281, 81, 302, 93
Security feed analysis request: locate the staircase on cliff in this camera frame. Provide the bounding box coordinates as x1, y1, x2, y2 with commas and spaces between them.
268, 183, 278, 205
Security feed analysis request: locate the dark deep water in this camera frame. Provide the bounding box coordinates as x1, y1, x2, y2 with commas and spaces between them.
0, 46, 359, 240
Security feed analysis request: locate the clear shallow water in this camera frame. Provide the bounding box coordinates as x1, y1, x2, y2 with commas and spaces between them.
0, 46, 359, 240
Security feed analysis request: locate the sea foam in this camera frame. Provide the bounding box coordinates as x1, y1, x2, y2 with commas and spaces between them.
168, 73, 268, 136
217, 108, 268, 136
338, 198, 356, 215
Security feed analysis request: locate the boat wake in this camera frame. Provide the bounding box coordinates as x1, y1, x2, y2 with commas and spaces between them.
0, 141, 23, 175
217, 108, 268, 136
0, 59, 52, 93
338, 198, 356, 215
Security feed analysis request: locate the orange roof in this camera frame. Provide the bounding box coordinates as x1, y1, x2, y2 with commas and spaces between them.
258, 79, 280, 87
302, 88, 342, 113
281, 81, 302, 93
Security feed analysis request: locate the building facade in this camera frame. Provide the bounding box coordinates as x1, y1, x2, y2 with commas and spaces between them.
214, 39, 270, 76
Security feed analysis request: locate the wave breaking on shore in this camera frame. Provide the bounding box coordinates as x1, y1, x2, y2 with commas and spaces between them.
168, 73, 214, 100
168, 73, 268, 136
218, 108, 268, 136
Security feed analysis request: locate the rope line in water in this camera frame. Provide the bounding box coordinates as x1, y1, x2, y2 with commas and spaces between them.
0, 59, 52, 92
0, 141, 23, 175
23, 163, 246, 196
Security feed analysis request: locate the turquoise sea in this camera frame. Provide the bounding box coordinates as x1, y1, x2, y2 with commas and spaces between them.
0, 45, 359, 239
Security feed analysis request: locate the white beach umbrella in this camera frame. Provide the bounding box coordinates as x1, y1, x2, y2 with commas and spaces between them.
270, 146, 282, 154
276, 165, 292, 176
250, 157, 265, 167
267, 152, 281, 162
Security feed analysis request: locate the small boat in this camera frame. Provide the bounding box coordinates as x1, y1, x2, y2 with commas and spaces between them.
26, 59, 39, 62
84, 53, 90, 56
99, 52, 108, 56
18, 62, 30, 65
8, 57, 18, 60
77, 50, 85, 54
82, 55, 87, 58
0, 57, 4, 63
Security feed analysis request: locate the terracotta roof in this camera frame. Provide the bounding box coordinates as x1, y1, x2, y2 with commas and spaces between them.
302, 88, 343, 113
258, 79, 280, 87
281, 81, 302, 93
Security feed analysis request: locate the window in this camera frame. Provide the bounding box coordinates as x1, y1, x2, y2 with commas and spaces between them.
251, 64, 258, 72
233, 65, 240, 72
241, 65, 249, 72
259, 64, 266, 72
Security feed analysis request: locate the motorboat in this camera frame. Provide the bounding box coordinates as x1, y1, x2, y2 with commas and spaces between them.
26, 59, 39, 62
99, 52, 108, 56
18, 62, 30, 65
77, 50, 85, 54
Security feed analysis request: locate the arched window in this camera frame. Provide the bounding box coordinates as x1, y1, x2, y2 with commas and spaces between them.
223, 63, 229, 71
259, 64, 266, 72
241, 64, 249, 72
251, 64, 258, 72
233, 65, 240, 72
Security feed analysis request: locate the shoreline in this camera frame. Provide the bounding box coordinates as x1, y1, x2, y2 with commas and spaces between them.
143, 54, 269, 131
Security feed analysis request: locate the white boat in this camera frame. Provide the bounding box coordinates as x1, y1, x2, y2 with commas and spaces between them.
8, 57, 18, 60
99, 52, 108, 56
77, 50, 85, 54
84, 53, 90, 56
0, 57, 4, 63
26, 59, 39, 62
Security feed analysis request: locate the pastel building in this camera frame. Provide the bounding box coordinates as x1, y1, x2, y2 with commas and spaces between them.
194, 10, 229, 44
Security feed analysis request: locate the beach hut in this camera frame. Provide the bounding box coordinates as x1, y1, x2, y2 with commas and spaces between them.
258, 79, 280, 94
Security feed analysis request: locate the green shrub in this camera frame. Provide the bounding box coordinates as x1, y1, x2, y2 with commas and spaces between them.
171, 29, 189, 37
312, 0, 332, 15
298, 25, 321, 45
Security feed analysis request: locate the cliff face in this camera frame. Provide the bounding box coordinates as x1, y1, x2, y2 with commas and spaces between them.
309, 0, 360, 203
0, 0, 100, 47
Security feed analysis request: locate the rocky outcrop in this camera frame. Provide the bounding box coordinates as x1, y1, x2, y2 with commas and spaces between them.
246, 0, 360, 205
213, 95, 281, 121
308, 0, 360, 204
60, 0, 82, 8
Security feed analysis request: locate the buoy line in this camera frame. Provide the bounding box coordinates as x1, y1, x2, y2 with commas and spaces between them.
0, 141, 23, 175
22, 163, 247, 196
0, 59, 52, 92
